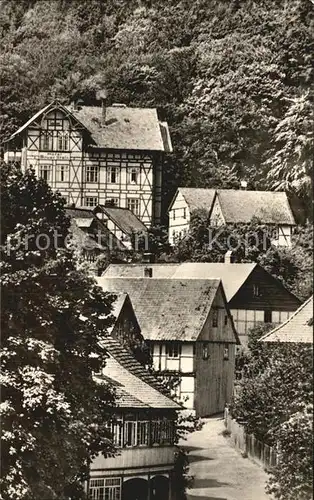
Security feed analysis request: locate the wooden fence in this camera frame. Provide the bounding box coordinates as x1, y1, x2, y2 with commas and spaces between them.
224, 407, 278, 468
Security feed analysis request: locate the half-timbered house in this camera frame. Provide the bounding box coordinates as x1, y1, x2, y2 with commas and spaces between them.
4, 100, 172, 226
102, 261, 301, 346
90, 336, 180, 500
96, 277, 239, 417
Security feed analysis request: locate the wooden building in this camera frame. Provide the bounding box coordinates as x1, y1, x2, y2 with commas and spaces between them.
102, 262, 301, 346
94, 204, 148, 250
167, 187, 296, 247
260, 296, 313, 344
89, 336, 180, 500
96, 277, 239, 417
4, 100, 172, 226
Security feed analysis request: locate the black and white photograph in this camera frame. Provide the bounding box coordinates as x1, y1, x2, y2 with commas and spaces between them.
0, 1, 313, 499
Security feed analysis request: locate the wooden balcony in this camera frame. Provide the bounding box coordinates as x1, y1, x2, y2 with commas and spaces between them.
91, 445, 176, 472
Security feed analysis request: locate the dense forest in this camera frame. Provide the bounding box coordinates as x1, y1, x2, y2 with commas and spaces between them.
1, 0, 313, 216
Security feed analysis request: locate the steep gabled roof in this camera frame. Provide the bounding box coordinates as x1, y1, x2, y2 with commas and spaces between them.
96, 277, 224, 341
66, 105, 171, 152
95, 206, 147, 235
260, 296, 313, 343
6, 101, 87, 142
108, 292, 141, 335
215, 190, 296, 225
168, 187, 216, 213
100, 336, 180, 409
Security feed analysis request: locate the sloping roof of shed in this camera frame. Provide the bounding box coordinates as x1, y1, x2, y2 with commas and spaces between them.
67, 105, 171, 151
96, 277, 221, 341
102, 263, 181, 278
100, 336, 180, 409
169, 187, 216, 212
216, 190, 296, 225
97, 206, 147, 235
260, 296, 313, 343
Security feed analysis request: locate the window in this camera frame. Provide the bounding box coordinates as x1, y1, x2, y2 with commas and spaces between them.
202, 343, 209, 360
166, 343, 181, 358
183, 207, 186, 219
264, 310, 272, 323
212, 308, 219, 327
40, 132, 53, 151
107, 166, 119, 184
127, 198, 140, 216
89, 477, 121, 500
39, 165, 52, 182
173, 210, 176, 221
105, 198, 119, 207
57, 132, 69, 151
253, 284, 260, 297
224, 315, 228, 326
86, 166, 99, 183
224, 344, 229, 360
124, 416, 137, 447
129, 167, 139, 184
56, 164, 69, 182
112, 419, 123, 447
151, 418, 162, 445
137, 421, 149, 446
85, 197, 98, 207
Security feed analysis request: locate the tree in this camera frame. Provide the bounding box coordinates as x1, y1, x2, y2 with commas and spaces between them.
0, 164, 118, 500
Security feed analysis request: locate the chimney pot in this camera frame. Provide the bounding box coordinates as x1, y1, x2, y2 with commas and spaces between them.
224, 250, 233, 264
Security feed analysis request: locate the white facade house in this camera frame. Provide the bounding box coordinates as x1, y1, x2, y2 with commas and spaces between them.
167, 187, 215, 245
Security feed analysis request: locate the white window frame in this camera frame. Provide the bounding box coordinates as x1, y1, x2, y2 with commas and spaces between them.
56, 164, 69, 182
85, 197, 98, 207
89, 477, 121, 500
166, 342, 181, 359
107, 166, 119, 184
129, 167, 139, 184
127, 198, 140, 217
86, 165, 99, 183
57, 132, 69, 151
253, 284, 260, 297
223, 343, 229, 360
39, 164, 52, 182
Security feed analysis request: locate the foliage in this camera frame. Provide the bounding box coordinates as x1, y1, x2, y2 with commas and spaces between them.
1, 0, 313, 213
0, 164, 118, 500
266, 404, 313, 500
230, 338, 312, 445
231, 322, 313, 499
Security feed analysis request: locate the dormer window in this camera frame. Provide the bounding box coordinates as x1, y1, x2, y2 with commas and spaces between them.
253, 284, 260, 297
183, 207, 187, 219
202, 343, 209, 360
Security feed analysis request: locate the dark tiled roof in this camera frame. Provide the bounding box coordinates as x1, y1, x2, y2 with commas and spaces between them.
100, 336, 180, 409
97, 206, 147, 235
102, 263, 256, 301
260, 296, 313, 343
67, 105, 171, 152
65, 207, 95, 219
169, 187, 216, 212
216, 190, 296, 225
96, 278, 221, 341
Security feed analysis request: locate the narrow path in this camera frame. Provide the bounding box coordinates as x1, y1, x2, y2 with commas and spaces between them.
180, 415, 270, 500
